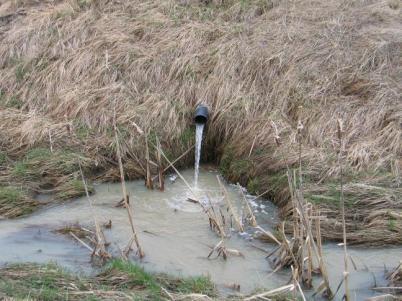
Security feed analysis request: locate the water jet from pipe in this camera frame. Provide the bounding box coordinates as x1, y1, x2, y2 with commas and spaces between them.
194, 105, 209, 185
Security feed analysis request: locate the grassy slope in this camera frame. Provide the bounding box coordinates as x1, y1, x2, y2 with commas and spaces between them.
0, 0, 401, 243
0, 259, 218, 301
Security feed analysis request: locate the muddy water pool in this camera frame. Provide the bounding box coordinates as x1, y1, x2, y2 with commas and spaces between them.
0, 168, 400, 300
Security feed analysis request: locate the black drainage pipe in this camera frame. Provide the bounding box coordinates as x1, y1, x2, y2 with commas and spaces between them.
194, 104, 209, 124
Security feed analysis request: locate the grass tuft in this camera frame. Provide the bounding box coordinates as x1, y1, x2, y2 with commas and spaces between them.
0, 186, 38, 217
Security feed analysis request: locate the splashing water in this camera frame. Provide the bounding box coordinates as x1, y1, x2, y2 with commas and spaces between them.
194, 123, 205, 185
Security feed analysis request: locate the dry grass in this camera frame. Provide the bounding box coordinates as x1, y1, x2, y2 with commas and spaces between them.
0, 0, 400, 243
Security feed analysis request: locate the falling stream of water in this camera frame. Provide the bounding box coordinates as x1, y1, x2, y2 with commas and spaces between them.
194, 123, 205, 185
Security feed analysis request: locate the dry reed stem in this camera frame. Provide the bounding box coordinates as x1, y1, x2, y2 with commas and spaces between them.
114, 128, 144, 259
244, 284, 295, 301
155, 136, 164, 191
151, 144, 195, 182
237, 184, 257, 227
217, 175, 244, 233
145, 133, 153, 190
337, 119, 350, 301
291, 265, 307, 301
70, 231, 94, 253
79, 163, 111, 261
256, 225, 281, 245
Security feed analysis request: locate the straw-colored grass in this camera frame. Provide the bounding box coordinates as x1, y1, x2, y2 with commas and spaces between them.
0, 0, 400, 243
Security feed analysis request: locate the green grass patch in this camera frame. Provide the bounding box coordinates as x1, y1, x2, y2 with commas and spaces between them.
25, 147, 52, 160
304, 184, 357, 208
15, 63, 28, 82
0, 186, 27, 203
105, 259, 216, 298
104, 259, 160, 293
0, 93, 24, 109
12, 161, 38, 180
74, 120, 96, 140
0, 151, 7, 166
219, 146, 235, 176
0, 186, 37, 217
0, 263, 89, 301
12, 148, 92, 181
179, 127, 195, 147
0, 260, 217, 300
173, 275, 215, 295
247, 177, 260, 194
55, 178, 93, 200
388, 216, 397, 232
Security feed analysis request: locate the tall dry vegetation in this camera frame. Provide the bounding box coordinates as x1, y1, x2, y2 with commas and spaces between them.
0, 0, 401, 243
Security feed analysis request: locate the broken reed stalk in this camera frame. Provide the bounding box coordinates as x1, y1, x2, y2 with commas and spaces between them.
217, 176, 244, 233
70, 232, 94, 252
292, 265, 307, 301
151, 144, 195, 182
271, 121, 298, 238
248, 136, 257, 158
144, 133, 153, 190
78, 163, 110, 260
337, 119, 350, 301
256, 225, 281, 245
114, 128, 144, 258
387, 262, 402, 288
157, 146, 197, 198
244, 284, 295, 301
48, 127, 53, 153
237, 184, 257, 227
297, 118, 309, 287
315, 208, 323, 259
206, 194, 227, 238
305, 205, 313, 289
155, 136, 164, 191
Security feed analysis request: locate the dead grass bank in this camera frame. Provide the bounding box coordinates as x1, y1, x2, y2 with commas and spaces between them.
0, 0, 401, 243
